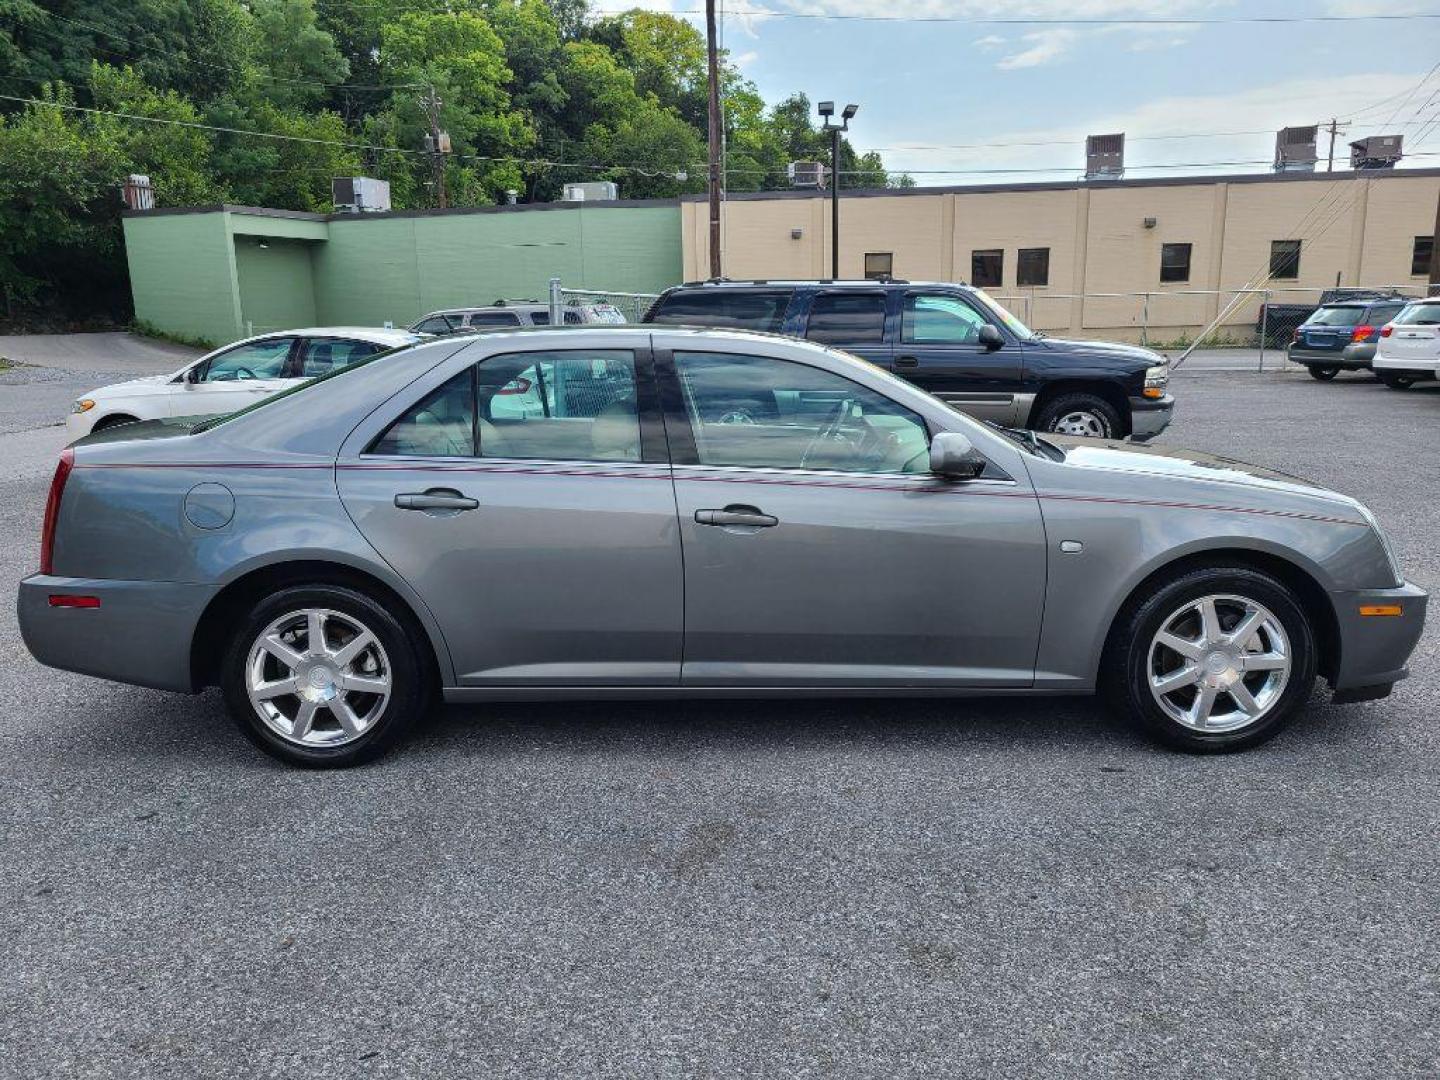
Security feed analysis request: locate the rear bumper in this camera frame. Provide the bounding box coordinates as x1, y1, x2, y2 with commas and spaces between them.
1329, 581, 1428, 695
17, 575, 216, 693
1127, 394, 1174, 441
1371, 352, 1439, 375
1287, 345, 1372, 368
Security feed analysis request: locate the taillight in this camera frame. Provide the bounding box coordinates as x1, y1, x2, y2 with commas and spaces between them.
1380, 325, 1393, 338
39, 448, 75, 576
1351, 325, 1374, 342
1292, 328, 1302, 341
496, 377, 532, 396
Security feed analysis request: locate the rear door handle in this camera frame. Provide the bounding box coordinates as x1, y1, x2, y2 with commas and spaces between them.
895, 354, 919, 368
695, 504, 778, 528
395, 488, 479, 511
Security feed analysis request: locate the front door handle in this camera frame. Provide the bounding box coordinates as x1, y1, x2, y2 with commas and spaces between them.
695, 504, 778, 528
395, 488, 479, 511
895, 354, 919, 368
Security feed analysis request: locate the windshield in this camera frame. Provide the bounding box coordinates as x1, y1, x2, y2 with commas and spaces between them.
971, 288, 1037, 340
190, 343, 415, 433
1393, 301, 1440, 326
1305, 306, 1365, 327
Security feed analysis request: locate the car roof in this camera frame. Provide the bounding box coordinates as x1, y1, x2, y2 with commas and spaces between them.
666, 278, 969, 289
277, 327, 422, 343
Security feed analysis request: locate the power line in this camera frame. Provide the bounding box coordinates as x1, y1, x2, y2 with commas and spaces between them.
599, 8, 1440, 25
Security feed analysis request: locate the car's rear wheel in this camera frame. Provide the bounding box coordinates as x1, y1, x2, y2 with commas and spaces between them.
1379, 372, 1418, 389
221, 584, 429, 767
1104, 566, 1316, 753
1307, 365, 1339, 381
1034, 392, 1121, 439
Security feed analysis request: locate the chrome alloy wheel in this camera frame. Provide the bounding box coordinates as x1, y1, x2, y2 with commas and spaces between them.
1051, 410, 1108, 438
1146, 594, 1292, 733
244, 608, 391, 747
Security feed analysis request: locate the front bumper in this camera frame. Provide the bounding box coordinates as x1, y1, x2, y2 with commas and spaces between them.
1329, 581, 1428, 697
1127, 393, 1174, 441
17, 575, 217, 693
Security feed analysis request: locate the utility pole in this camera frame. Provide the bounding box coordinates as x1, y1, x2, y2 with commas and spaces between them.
1429, 184, 1440, 295
1325, 117, 1343, 172
704, 0, 722, 279
422, 86, 450, 210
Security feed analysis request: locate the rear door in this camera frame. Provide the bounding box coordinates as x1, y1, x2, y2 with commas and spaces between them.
799, 289, 892, 370
892, 290, 1027, 424
335, 340, 683, 687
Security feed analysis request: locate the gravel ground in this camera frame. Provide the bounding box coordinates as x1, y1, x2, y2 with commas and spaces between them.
1, 358, 1437, 1079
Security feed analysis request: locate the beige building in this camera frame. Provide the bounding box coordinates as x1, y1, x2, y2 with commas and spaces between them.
681, 169, 1440, 343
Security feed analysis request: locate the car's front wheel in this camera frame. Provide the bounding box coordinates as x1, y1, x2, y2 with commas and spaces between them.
1034, 392, 1122, 439
1104, 566, 1316, 753
221, 584, 430, 767
1307, 365, 1339, 381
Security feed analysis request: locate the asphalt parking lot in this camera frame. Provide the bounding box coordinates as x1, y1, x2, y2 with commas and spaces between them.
2, 341, 1437, 1078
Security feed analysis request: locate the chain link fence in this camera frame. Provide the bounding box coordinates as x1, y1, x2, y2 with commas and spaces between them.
549, 279, 660, 324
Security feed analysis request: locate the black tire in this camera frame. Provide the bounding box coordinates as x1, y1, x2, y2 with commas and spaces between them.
1033, 392, 1122, 440
1102, 566, 1317, 754
220, 584, 430, 767
1379, 372, 1416, 390
1307, 365, 1339, 381
92, 414, 139, 432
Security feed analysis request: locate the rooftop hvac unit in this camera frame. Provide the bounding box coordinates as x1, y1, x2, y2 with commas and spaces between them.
561, 181, 619, 202
1274, 126, 1319, 172
1085, 133, 1125, 180
332, 176, 391, 214
787, 161, 827, 189
121, 174, 154, 211
1349, 134, 1403, 170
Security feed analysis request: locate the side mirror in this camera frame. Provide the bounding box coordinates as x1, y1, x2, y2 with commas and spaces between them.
930, 432, 987, 481
978, 324, 1004, 351
184, 365, 202, 385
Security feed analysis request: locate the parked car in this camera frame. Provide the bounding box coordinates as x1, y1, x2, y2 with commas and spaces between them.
1257, 288, 1407, 349
643, 280, 1173, 440
66, 328, 422, 440
20, 327, 1424, 767
1286, 296, 1411, 380
409, 300, 625, 334
1371, 296, 1440, 389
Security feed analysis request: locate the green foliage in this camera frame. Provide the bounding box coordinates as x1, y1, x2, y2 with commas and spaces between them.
0, 0, 896, 325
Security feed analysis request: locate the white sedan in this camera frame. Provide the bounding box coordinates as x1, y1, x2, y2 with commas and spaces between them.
1372, 298, 1440, 390
67, 327, 424, 439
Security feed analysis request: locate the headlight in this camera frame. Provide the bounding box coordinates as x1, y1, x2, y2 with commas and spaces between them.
1356, 502, 1404, 586
71, 399, 95, 414
1143, 364, 1168, 399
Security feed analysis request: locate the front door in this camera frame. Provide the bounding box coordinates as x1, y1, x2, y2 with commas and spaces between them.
661, 347, 1047, 687
892, 291, 1027, 425
171, 336, 298, 418
336, 343, 683, 686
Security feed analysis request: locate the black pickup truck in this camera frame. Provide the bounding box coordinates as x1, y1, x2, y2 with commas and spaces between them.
644, 279, 1173, 440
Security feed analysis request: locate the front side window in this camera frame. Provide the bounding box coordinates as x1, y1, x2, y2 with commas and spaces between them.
1160, 243, 1192, 284
1017, 247, 1050, 287
1412, 236, 1434, 277
1270, 240, 1301, 280
648, 290, 791, 331
673, 350, 930, 475
200, 337, 295, 382
902, 294, 988, 344
804, 292, 887, 345
864, 252, 894, 280
971, 249, 1003, 289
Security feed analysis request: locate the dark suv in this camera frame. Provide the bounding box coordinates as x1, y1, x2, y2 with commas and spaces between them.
644, 280, 1173, 440
1286, 296, 1410, 380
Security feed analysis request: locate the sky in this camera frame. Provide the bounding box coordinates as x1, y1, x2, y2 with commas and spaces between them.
622, 0, 1440, 185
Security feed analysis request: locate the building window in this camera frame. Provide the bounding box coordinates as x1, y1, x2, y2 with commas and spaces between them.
1413, 236, 1435, 277
1270, 239, 1301, 280
1160, 242, 1192, 284
971, 249, 1003, 288
863, 252, 894, 280
1017, 247, 1050, 287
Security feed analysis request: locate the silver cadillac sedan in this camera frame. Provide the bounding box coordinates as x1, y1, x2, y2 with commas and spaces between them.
18, 327, 1426, 767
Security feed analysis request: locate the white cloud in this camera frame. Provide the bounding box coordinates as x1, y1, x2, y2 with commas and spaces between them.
996, 29, 1077, 69
972, 34, 1006, 47
731, 49, 760, 67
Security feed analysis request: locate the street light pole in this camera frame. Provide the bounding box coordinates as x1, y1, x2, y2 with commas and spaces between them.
818, 101, 857, 280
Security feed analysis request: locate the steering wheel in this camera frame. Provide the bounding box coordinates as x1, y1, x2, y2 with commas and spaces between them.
233, 366, 258, 381
799, 400, 854, 469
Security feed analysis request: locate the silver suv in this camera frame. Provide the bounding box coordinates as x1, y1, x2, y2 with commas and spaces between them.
410, 300, 624, 334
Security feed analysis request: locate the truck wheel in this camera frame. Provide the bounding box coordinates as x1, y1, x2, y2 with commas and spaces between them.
1034, 393, 1121, 439
1307, 365, 1339, 381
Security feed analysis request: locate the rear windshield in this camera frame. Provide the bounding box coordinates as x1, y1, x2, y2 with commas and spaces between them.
1305, 306, 1365, 326
648, 289, 792, 332
1393, 301, 1440, 326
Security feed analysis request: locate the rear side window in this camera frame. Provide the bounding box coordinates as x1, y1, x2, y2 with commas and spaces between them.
299, 338, 386, 377
413, 314, 463, 334
804, 293, 886, 345
1306, 306, 1365, 327
648, 290, 791, 332
467, 311, 523, 327
1365, 304, 1404, 326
